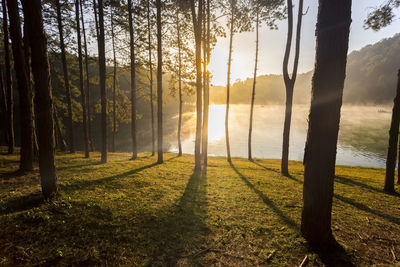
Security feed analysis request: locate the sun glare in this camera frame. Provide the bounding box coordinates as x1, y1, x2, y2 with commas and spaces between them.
207, 105, 226, 142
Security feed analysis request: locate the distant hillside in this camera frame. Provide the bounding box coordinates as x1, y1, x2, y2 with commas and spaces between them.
211, 33, 400, 105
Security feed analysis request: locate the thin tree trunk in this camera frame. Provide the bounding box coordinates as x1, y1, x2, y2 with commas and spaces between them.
147, 0, 155, 156
111, 6, 117, 153
7, 0, 34, 172
301, 0, 351, 246
156, 0, 163, 164
386, 70, 400, 192
225, 7, 234, 163
176, 12, 183, 157
248, 10, 259, 161
2, 0, 14, 154
128, 0, 137, 159
93, 0, 99, 38
22, 0, 58, 199
75, 0, 89, 158
80, 0, 94, 152
281, 0, 303, 175
55, 0, 74, 153
0, 69, 7, 146
54, 105, 67, 151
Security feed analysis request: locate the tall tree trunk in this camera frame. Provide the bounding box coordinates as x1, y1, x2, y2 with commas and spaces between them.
301, 0, 351, 246
147, 0, 155, 156
176, 12, 183, 157
22, 0, 58, 199
248, 10, 259, 161
281, 0, 303, 175
55, 0, 74, 153
201, 0, 210, 168
80, 0, 94, 152
111, 6, 117, 153
97, 0, 107, 163
128, 0, 137, 159
190, 0, 203, 172
7, 0, 34, 172
225, 7, 233, 163
386, 70, 400, 192
156, 0, 163, 164
93, 0, 99, 39
54, 105, 67, 151
2, 0, 14, 154
0, 69, 7, 146
75, 0, 89, 158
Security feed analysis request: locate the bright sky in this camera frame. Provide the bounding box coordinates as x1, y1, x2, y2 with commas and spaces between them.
209, 0, 400, 86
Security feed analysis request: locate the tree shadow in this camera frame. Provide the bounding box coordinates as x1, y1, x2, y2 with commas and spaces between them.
335, 175, 385, 194
56, 161, 103, 171
309, 239, 354, 266
229, 161, 299, 229
0, 192, 43, 215
251, 161, 303, 184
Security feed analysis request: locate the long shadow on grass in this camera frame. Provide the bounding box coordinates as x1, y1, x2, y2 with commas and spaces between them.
229, 162, 299, 229
335, 176, 384, 194
252, 161, 303, 184
147, 171, 209, 265
0, 192, 43, 215
60, 162, 158, 192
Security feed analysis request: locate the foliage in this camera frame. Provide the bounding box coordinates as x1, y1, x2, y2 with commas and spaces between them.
364, 0, 400, 31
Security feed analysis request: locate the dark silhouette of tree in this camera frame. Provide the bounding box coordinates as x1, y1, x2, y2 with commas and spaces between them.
110, 4, 117, 153
22, 0, 58, 199
176, 8, 184, 157
2, 0, 14, 155
385, 70, 400, 192
301, 0, 352, 246
147, 0, 155, 156
281, 0, 304, 175
156, 0, 163, 164
0, 69, 7, 146
128, 0, 137, 159
7, 0, 34, 172
55, 0, 75, 153
364, 0, 399, 31
75, 0, 90, 158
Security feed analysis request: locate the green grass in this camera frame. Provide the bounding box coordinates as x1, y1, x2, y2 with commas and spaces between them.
1, 149, 400, 266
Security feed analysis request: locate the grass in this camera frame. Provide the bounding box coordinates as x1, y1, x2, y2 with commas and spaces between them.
1, 149, 400, 266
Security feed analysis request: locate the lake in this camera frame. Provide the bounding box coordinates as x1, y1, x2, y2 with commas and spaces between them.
168, 104, 391, 168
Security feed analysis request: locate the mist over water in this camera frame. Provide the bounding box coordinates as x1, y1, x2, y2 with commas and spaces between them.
168, 104, 390, 168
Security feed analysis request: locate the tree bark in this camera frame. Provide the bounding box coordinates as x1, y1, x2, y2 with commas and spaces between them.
54, 105, 67, 152
225, 5, 233, 163
7, 0, 34, 172
147, 0, 155, 156
55, 0, 74, 153
156, 0, 163, 164
2, 0, 14, 154
301, 0, 352, 246
111, 6, 117, 153
248, 10, 259, 161
80, 0, 94, 152
281, 0, 303, 175
128, 0, 137, 159
176, 11, 183, 157
0, 69, 7, 146
386, 70, 400, 192
22, 0, 58, 199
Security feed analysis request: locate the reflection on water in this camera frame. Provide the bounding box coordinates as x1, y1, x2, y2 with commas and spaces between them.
169, 104, 390, 168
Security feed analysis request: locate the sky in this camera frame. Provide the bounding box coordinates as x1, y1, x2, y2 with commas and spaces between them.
208, 0, 400, 86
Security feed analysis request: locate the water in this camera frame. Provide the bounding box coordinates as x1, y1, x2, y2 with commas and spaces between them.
169, 104, 390, 168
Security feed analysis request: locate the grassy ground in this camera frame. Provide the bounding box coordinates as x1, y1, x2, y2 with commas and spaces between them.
1, 149, 400, 266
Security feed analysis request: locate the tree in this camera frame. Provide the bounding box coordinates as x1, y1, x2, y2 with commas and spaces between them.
55, 0, 75, 153
301, 0, 352, 246
281, 0, 304, 175
22, 0, 58, 199
156, 0, 163, 164
147, 0, 155, 156
7, 0, 34, 172
75, 0, 90, 158
364, 0, 400, 31
97, 0, 107, 163
128, 0, 137, 159
0, 69, 7, 146
110, 4, 117, 153
2, 0, 14, 155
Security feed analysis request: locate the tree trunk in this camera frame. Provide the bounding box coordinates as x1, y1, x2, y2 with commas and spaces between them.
301, 0, 351, 246
156, 0, 163, 164
2, 0, 14, 155
176, 12, 183, 157
97, 0, 107, 163
75, 0, 89, 158
248, 10, 259, 161
22, 0, 58, 199
128, 0, 137, 159
53, 105, 67, 151
111, 6, 117, 153
147, 0, 155, 156
7, 0, 34, 172
225, 7, 233, 163
80, 0, 94, 152
0, 69, 7, 146
386, 70, 400, 192
55, 0, 74, 153
281, 0, 303, 175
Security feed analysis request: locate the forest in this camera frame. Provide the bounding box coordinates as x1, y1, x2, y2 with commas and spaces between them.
0, 0, 400, 266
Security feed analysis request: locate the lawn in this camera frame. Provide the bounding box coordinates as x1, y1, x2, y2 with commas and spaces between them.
0, 149, 400, 266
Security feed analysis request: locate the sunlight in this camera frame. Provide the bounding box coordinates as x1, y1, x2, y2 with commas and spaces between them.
207, 104, 226, 142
